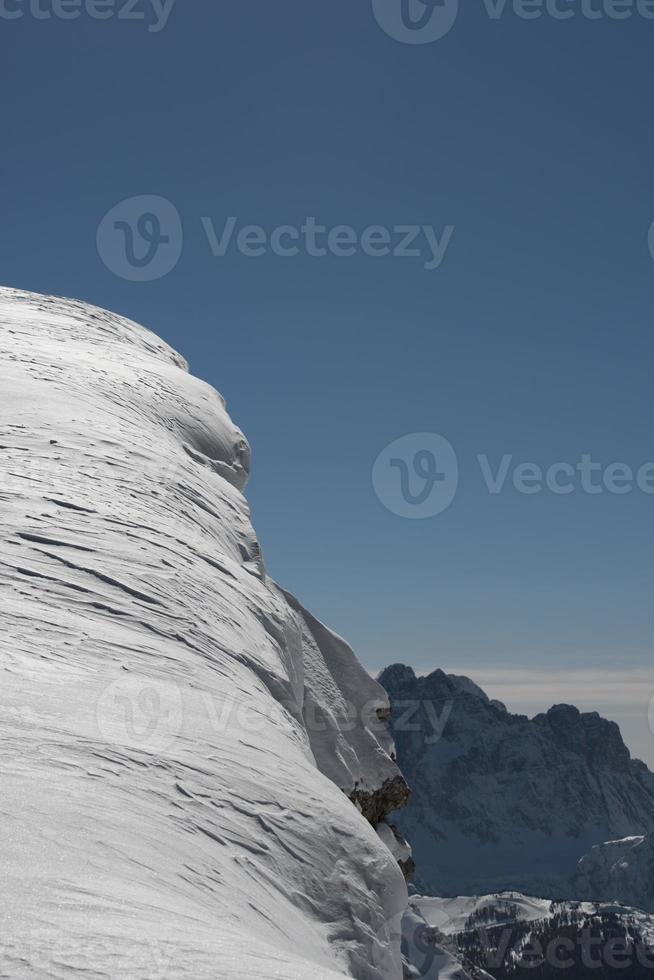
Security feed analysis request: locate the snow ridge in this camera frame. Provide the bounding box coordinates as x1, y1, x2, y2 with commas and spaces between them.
0, 288, 408, 979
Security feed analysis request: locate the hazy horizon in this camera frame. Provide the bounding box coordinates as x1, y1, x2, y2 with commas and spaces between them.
372, 661, 654, 771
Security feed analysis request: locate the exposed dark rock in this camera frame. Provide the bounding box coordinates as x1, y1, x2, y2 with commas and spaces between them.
350, 773, 412, 827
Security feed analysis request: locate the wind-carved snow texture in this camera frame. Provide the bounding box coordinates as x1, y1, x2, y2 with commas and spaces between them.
379, 664, 654, 899
0, 287, 408, 980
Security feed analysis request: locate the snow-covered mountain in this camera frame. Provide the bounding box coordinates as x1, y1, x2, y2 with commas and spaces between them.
379, 664, 654, 899
0, 287, 410, 979
573, 834, 654, 913
406, 891, 654, 979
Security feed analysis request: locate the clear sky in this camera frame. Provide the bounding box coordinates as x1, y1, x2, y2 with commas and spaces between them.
2, 1, 653, 764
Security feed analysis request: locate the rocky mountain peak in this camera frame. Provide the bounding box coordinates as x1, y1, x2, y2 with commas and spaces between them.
380, 663, 654, 898
534, 704, 632, 769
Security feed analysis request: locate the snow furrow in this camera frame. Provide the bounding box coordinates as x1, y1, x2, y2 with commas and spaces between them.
0, 287, 408, 980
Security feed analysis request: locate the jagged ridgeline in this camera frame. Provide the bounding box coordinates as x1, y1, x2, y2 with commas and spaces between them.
379, 664, 654, 898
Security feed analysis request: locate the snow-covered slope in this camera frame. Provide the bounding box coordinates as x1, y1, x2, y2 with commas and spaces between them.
379, 664, 654, 898
407, 892, 654, 978
408, 893, 553, 938
573, 834, 654, 912
0, 287, 409, 979
401, 902, 489, 980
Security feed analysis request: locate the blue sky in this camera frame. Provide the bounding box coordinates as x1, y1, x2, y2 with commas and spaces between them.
2, 1, 654, 762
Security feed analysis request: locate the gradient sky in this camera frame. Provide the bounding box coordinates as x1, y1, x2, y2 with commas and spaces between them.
2, 1, 653, 763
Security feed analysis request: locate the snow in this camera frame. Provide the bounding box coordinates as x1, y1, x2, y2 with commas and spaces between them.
401, 906, 479, 979
401, 901, 496, 979
376, 822, 412, 868
405, 892, 654, 978
0, 287, 407, 979
409, 893, 552, 937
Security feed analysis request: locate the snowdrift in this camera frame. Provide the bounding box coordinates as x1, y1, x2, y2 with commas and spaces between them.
0, 288, 408, 979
